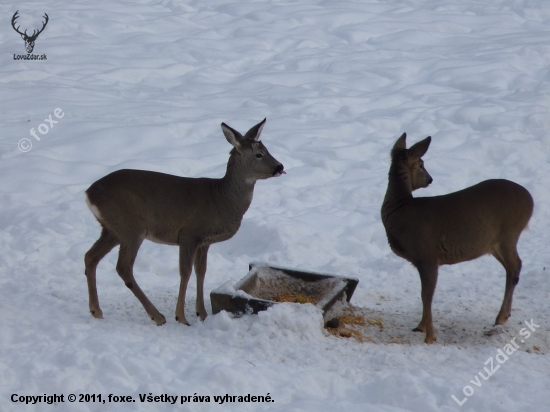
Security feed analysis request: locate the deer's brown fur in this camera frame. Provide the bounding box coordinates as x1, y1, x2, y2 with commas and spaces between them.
381, 133, 533, 343
84, 119, 284, 325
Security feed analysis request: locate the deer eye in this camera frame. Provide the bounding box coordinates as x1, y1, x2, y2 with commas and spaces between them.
255, 153, 263, 159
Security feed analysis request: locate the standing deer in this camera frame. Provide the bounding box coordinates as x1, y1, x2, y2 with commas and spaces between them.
11, 11, 49, 54
84, 119, 285, 325
381, 133, 533, 344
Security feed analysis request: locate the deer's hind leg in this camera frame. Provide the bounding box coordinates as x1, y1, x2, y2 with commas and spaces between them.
85, 227, 119, 319
116, 235, 166, 325
493, 242, 522, 325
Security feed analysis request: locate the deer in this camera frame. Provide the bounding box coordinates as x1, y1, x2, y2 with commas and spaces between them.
381, 133, 533, 344
84, 119, 285, 326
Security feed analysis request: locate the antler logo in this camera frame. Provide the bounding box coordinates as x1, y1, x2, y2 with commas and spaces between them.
11, 10, 49, 54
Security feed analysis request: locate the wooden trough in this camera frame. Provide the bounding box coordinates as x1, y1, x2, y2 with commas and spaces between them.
210, 263, 359, 317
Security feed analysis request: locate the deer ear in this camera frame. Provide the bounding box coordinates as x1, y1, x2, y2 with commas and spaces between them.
221, 123, 244, 151
391, 133, 407, 156
408, 136, 431, 159
244, 118, 266, 141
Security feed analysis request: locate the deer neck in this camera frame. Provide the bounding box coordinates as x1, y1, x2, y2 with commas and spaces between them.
382, 161, 413, 221
218, 155, 256, 216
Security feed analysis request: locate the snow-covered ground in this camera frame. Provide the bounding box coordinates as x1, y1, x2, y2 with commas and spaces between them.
1, 0, 550, 411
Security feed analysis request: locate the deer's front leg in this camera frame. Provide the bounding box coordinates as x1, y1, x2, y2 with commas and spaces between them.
413, 261, 439, 344
194, 245, 210, 321
176, 237, 198, 325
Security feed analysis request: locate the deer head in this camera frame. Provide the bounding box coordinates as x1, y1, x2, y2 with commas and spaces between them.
12, 11, 49, 54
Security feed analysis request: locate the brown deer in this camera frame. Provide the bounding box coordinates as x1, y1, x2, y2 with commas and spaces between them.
11, 11, 49, 54
381, 133, 533, 344
84, 119, 285, 325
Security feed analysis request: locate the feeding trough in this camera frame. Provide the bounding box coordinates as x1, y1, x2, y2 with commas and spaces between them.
210, 263, 359, 318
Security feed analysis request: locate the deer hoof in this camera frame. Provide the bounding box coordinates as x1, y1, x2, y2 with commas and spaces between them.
495, 313, 510, 326
424, 336, 436, 344
412, 327, 424, 332
90, 309, 103, 319
152, 314, 166, 326
175, 315, 190, 326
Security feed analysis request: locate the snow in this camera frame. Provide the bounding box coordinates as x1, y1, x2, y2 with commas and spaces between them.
1, 0, 550, 411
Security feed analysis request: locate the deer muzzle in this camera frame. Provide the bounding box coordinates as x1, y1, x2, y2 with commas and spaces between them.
273, 164, 285, 177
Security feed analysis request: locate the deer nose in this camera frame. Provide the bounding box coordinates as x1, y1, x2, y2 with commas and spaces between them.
428, 177, 433, 184
274, 164, 285, 176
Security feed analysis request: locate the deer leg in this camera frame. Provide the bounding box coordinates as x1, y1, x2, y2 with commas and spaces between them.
412, 262, 439, 344
175, 238, 198, 325
84, 227, 119, 319
116, 238, 166, 325
493, 245, 522, 325
194, 245, 210, 321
